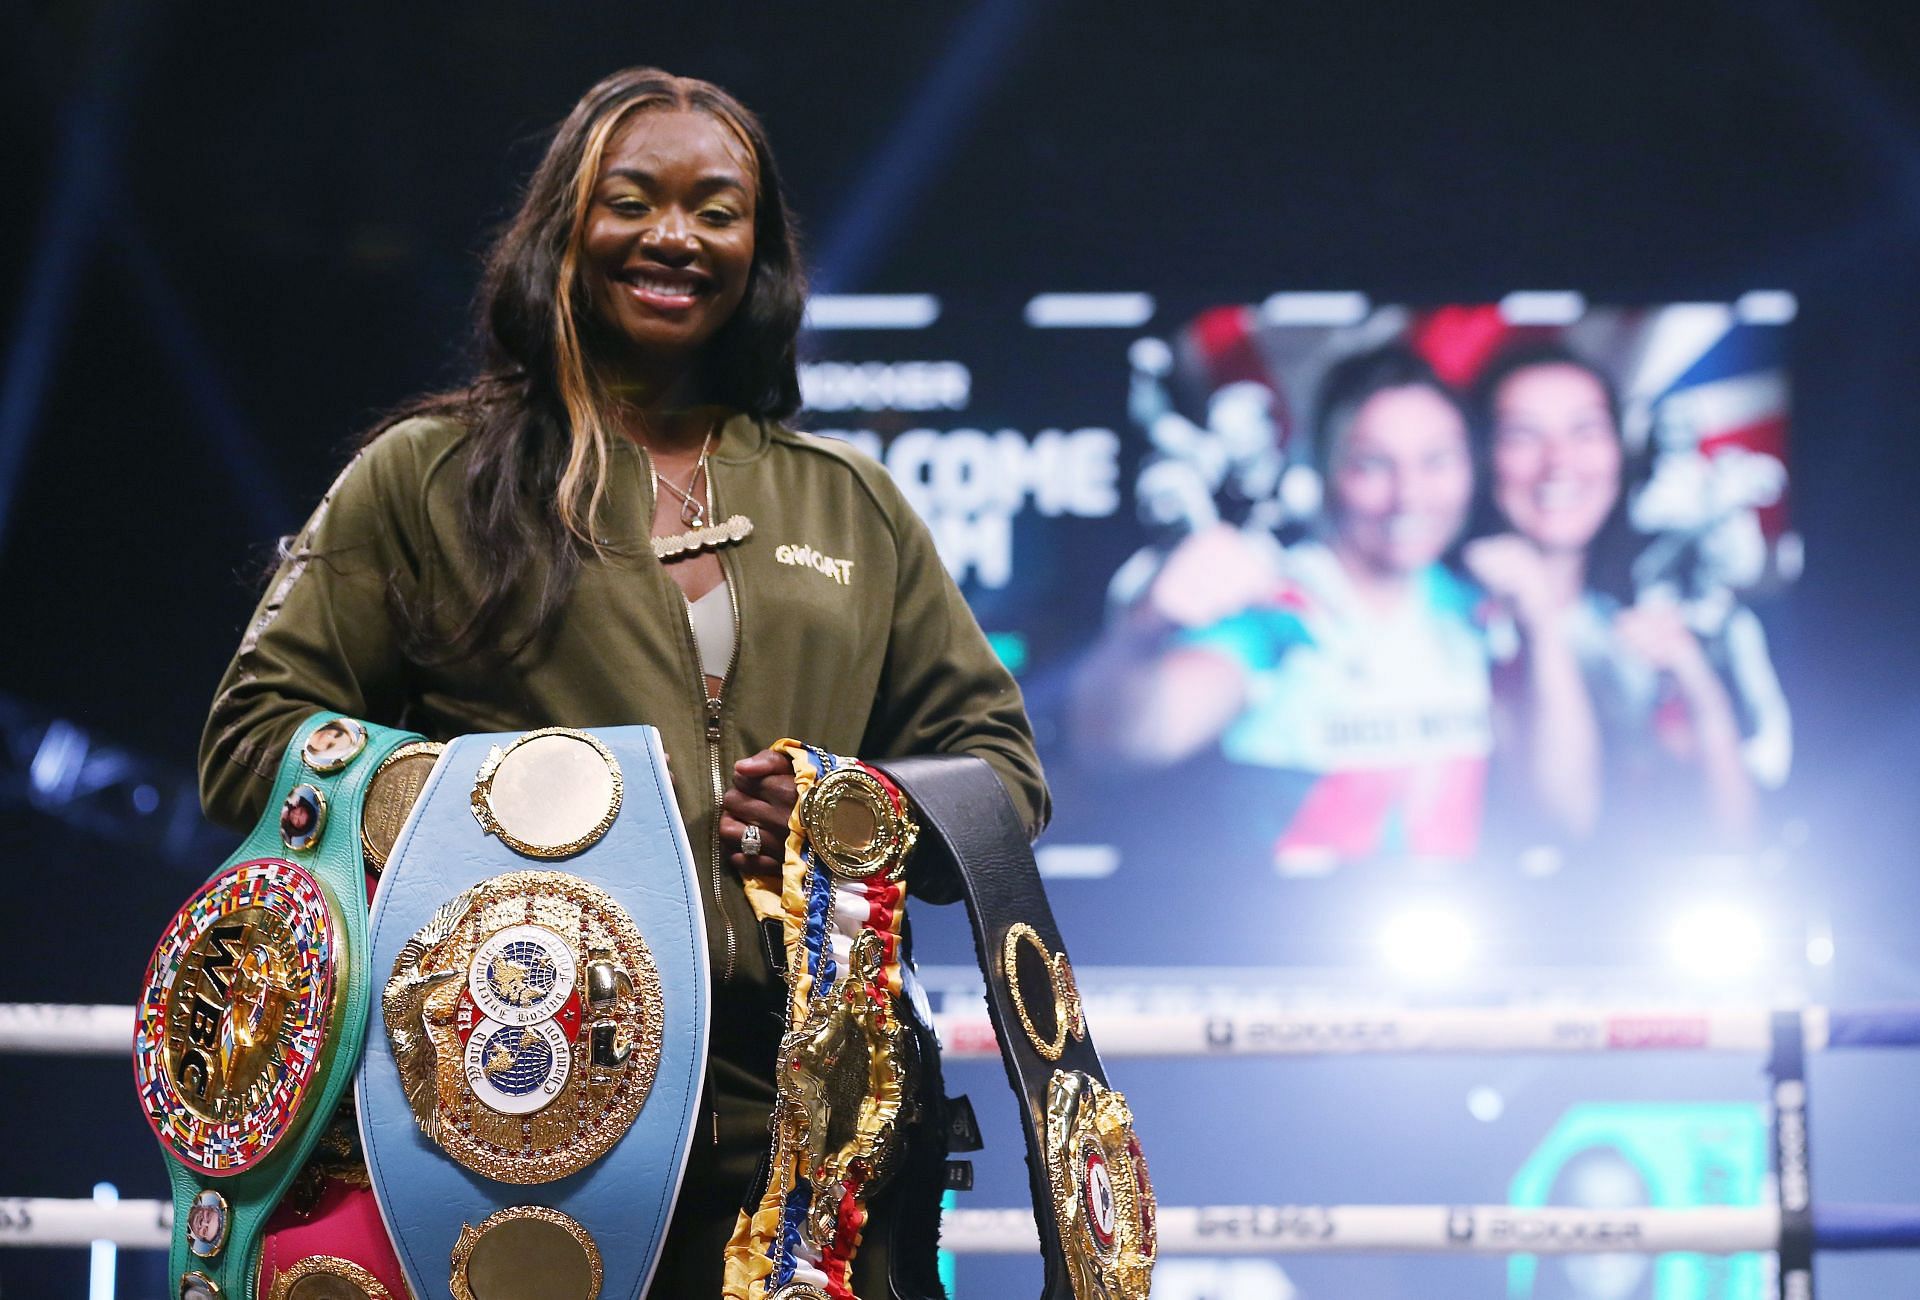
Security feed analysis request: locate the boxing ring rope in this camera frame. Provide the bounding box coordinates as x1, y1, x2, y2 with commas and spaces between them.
10, 1197, 1920, 1257
13, 1001, 1920, 1058
13, 1000, 1920, 1289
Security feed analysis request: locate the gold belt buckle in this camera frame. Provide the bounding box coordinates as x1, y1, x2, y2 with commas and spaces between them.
383, 870, 663, 1184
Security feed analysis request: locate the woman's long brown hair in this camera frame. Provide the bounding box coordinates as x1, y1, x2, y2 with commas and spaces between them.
372, 67, 806, 662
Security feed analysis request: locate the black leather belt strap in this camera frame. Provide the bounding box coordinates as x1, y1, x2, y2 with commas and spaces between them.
878, 755, 1114, 1300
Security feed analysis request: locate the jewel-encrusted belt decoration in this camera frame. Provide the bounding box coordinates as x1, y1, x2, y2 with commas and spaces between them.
381, 870, 665, 1184
1044, 1069, 1156, 1300
133, 713, 429, 1300
723, 741, 921, 1300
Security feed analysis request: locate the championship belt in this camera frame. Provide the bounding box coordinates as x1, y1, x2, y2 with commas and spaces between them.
134, 713, 428, 1300
874, 756, 1156, 1300
356, 725, 709, 1300
723, 742, 926, 1300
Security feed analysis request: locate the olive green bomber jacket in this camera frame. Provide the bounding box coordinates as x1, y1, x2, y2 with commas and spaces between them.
198, 410, 1049, 1180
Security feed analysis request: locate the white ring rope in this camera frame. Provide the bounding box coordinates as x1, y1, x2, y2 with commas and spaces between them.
15, 999, 1920, 1260
935, 1006, 1833, 1058
0, 1004, 134, 1056
0, 1001, 1840, 1058
0, 1199, 171, 1250
0, 1198, 1784, 1256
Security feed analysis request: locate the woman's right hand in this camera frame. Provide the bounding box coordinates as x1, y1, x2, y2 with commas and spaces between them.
721, 749, 797, 875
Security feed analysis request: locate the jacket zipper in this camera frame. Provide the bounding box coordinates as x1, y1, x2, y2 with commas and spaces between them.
672, 458, 746, 984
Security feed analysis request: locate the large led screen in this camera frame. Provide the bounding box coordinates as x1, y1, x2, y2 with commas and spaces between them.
805, 294, 1796, 964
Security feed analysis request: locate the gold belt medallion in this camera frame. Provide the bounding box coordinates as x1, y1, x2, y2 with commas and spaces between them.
801, 765, 918, 882
469, 729, 621, 860
382, 870, 663, 1184
135, 859, 343, 1175
1044, 1070, 1156, 1300
1002, 922, 1088, 1061
360, 741, 443, 874
449, 1205, 603, 1300
265, 1256, 393, 1299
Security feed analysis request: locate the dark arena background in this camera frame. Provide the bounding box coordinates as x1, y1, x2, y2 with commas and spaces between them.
8, 3, 1920, 1297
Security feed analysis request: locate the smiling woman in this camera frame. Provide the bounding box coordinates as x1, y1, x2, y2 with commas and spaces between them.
196, 65, 1048, 1300
1462, 342, 1758, 843
582, 110, 758, 364
1072, 344, 1492, 870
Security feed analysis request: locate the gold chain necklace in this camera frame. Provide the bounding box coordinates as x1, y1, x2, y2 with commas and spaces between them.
647, 420, 755, 561
656, 428, 714, 528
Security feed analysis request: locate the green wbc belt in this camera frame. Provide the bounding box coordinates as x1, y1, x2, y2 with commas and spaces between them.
133, 713, 427, 1300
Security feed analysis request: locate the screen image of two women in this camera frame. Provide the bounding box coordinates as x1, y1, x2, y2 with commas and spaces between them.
1076, 340, 1768, 872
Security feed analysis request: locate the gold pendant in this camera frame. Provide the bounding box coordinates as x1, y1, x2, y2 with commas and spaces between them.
651, 513, 753, 560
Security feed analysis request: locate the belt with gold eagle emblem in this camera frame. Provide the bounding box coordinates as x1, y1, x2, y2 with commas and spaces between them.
356, 725, 708, 1300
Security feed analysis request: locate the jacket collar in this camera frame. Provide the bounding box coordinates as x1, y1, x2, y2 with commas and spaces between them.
605, 408, 773, 466
711, 409, 773, 464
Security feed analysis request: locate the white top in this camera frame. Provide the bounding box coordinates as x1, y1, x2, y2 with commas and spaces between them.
1197, 542, 1491, 772
686, 579, 734, 680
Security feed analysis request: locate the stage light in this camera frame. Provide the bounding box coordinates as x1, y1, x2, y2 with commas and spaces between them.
1378, 907, 1474, 979
1260, 291, 1370, 326
1025, 293, 1155, 328
1667, 903, 1767, 979
90, 1181, 117, 1300
801, 294, 940, 330
1499, 290, 1587, 324
1736, 289, 1799, 325
1467, 1085, 1504, 1123
1806, 933, 1835, 967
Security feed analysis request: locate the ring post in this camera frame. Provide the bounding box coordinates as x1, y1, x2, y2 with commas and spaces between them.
1770, 1009, 1814, 1299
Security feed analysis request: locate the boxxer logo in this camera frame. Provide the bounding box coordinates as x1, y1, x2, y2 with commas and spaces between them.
1446, 1208, 1475, 1243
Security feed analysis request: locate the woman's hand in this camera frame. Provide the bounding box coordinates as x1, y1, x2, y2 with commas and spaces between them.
1461, 533, 1558, 630
1147, 524, 1280, 629
720, 748, 797, 874
1468, 533, 1603, 836
1615, 597, 1757, 835
1614, 599, 1715, 692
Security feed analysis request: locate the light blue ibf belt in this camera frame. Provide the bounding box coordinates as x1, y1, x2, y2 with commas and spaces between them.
356, 725, 710, 1300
